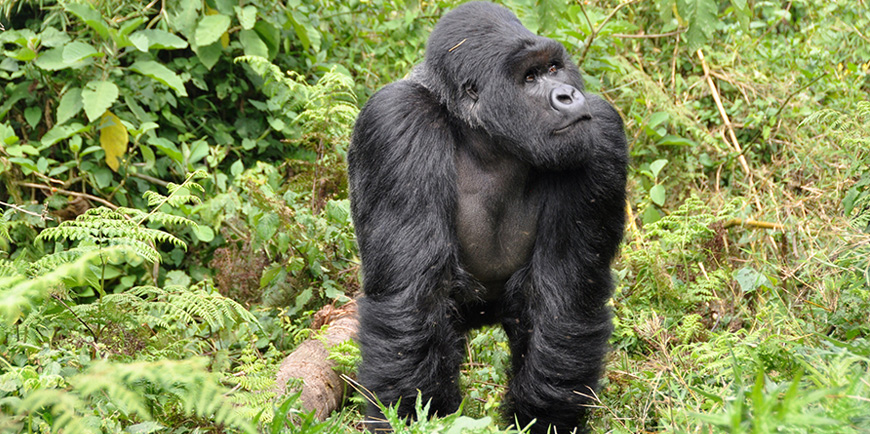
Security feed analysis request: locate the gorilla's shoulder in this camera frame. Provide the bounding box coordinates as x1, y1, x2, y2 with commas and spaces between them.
354, 79, 453, 147
364, 80, 445, 118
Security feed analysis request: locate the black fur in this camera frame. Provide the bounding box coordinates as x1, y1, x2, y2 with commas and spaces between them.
347, 2, 628, 433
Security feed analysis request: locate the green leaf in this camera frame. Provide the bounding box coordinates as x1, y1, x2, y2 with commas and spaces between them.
843, 188, 859, 216
730, 0, 750, 31
149, 137, 183, 166
254, 21, 280, 59
57, 87, 84, 125
235, 5, 257, 30
62, 41, 102, 63
37, 157, 48, 173
239, 29, 268, 58
193, 225, 215, 242
128, 32, 150, 52
650, 184, 666, 206
41, 123, 88, 147
287, 10, 314, 52
194, 42, 222, 70
677, 0, 718, 51
141, 144, 156, 171
39, 27, 71, 47
5, 144, 38, 157
64, 3, 111, 39
92, 166, 113, 188
0, 29, 33, 47
256, 213, 279, 241
119, 17, 146, 38
187, 138, 209, 166
129, 61, 188, 97
134, 29, 189, 50
34, 47, 76, 71
24, 107, 41, 128
642, 205, 661, 225
734, 267, 770, 293
126, 421, 165, 434
230, 159, 244, 177
5, 47, 37, 61
445, 416, 492, 434
9, 157, 37, 173
647, 111, 669, 128
649, 159, 668, 179
656, 135, 697, 146
0, 123, 20, 146
82, 81, 119, 123
195, 14, 231, 47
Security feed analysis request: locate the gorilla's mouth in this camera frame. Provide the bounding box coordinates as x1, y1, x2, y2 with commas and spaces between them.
553, 116, 591, 134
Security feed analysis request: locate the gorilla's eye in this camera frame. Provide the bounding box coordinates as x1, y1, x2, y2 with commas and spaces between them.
524, 72, 536, 83
548, 64, 558, 74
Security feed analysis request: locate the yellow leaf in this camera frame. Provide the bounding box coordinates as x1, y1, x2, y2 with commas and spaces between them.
100, 111, 127, 172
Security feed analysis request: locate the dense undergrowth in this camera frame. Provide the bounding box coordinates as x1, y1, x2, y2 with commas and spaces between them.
1, 0, 869, 433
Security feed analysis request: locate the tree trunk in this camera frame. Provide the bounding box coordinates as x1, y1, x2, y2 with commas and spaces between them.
274, 300, 359, 421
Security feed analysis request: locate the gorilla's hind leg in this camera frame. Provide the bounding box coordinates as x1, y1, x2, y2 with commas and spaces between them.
357, 295, 465, 431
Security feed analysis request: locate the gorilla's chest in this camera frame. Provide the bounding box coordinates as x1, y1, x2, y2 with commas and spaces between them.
454, 146, 539, 290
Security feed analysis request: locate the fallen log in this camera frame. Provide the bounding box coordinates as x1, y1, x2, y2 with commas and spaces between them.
274, 300, 359, 420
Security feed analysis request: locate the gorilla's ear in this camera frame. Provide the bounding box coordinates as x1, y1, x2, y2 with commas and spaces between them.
463, 81, 479, 101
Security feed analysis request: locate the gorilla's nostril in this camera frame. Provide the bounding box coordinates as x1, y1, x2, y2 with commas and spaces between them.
550, 85, 584, 112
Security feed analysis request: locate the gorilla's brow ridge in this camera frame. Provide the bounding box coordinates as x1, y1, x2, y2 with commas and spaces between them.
506, 39, 565, 75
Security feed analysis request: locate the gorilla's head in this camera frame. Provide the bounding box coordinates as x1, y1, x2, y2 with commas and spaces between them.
419, 1, 618, 169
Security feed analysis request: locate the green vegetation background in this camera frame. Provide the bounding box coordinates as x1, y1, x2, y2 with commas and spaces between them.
1, 0, 869, 432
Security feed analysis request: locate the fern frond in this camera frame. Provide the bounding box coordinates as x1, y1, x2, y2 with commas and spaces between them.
0, 217, 26, 243
800, 101, 870, 147
142, 190, 168, 207
29, 247, 97, 275
105, 238, 160, 263
136, 171, 207, 225
35, 206, 189, 263
125, 284, 260, 332
17, 389, 95, 434
0, 259, 23, 278
224, 341, 279, 423
167, 192, 202, 207
70, 358, 257, 433
234, 55, 292, 89
1, 246, 134, 324
145, 211, 197, 228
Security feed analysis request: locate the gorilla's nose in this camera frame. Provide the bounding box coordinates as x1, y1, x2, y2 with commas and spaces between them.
549, 85, 586, 113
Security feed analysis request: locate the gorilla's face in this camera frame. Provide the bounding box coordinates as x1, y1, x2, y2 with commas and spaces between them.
478, 38, 595, 166
423, 3, 609, 170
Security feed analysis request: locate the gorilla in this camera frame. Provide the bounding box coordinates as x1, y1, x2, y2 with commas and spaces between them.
347, 2, 628, 433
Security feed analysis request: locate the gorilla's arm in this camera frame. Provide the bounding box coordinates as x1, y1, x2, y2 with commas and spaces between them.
347, 80, 467, 422
349, 80, 457, 292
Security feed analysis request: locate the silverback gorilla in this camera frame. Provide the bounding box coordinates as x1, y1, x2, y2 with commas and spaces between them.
347, 2, 628, 433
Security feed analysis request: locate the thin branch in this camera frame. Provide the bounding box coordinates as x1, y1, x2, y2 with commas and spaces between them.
18, 183, 118, 209
697, 49, 752, 177
33, 171, 65, 186
745, 73, 827, 147
135, 171, 199, 225
52, 294, 99, 343
723, 218, 785, 230
0, 200, 54, 221
578, 0, 641, 65
611, 29, 685, 39
129, 172, 170, 188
